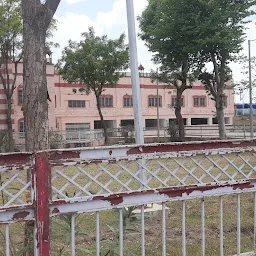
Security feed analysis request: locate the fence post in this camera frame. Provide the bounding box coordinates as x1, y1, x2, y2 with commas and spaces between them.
34, 152, 51, 256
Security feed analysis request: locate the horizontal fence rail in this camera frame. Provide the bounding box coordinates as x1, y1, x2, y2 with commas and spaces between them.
107, 125, 256, 140
1, 139, 256, 255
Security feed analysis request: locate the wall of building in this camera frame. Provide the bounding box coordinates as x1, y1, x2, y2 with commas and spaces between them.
53, 75, 235, 131
0, 63, 235, 136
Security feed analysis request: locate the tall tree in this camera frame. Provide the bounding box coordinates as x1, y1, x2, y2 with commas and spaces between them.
21, 0, 61, 152
21, 1, 61, 255
198, 0, 256, 139
0, 0, 22, 152
57, 27, 129, 144
139, 0, 203, 141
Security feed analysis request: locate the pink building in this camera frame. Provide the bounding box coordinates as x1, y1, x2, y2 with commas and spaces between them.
0, 63, 234, 138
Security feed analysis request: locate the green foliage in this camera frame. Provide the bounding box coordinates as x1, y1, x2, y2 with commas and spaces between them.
139, 0, 203, 73
57, 27, 129, 143
140, 0, 256, 139
139, 0, 204, 141
0, 0, 22, 60
57, 27, 129, 97
49, 129, 64, 149
195, 0, 256, 62
102, 206, 139, 256
51, 214, 91, 255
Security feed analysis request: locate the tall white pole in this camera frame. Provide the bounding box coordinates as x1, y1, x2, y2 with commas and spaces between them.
249, 40, 254, 138
156, 68, 160, 141
126, 0, 144, 144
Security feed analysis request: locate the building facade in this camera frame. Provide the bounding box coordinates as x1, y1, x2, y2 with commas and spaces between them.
0, 63, 235, 136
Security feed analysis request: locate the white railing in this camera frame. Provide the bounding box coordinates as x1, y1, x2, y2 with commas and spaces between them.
13, 129, 105, 146
107, 125, 256, 139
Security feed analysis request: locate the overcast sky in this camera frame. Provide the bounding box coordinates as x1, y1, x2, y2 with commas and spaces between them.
53, 0, 256, 103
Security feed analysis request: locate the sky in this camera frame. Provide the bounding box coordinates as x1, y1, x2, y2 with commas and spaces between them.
53, 0, 256, 103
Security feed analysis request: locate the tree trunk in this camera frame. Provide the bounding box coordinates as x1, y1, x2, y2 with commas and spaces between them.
216, 97, 227, 140
211, 53, 227, 140
21, 1, 60, 255
96, 95, 108, 144
175, 90, 185, 142
6, 96, 14, 152
22, 2, 50, 152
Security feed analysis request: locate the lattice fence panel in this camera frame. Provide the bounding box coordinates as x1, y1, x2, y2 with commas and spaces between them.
0, 165, 32, 207
51, 151, 256, 200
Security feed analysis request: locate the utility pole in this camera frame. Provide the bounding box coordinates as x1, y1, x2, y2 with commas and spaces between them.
248, 39, 255, 138
126, 0, 144, 144
156, 68, 160, 141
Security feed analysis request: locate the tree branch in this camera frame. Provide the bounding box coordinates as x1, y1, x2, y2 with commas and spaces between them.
219, 54, 226, 88
11, 55, 22, 93
44, 0, 61, 29
211, 52, 220, 86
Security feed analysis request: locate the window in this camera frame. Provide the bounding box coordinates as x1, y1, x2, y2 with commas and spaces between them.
99, 96, 113, 107
65, 123, 90, 131
171, 97, 184, 107
18, 88, 23, 105
191, 118, 208, 125
65, 123, 90, 140
68, 100, 85, 108
123, 96, 133, 107
19, 120, 24, 137
193, 96, 206, 107
148, 96, 162, 107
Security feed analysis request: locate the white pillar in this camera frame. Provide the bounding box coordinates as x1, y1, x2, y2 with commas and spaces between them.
208, 117, 213, 125
126, 0, 144, 144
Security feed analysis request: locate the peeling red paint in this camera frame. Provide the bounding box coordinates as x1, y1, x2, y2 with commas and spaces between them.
0, 153, 32, 166
127, 140, 256, 155
94, 194, 124, 205
35, 152, 51, 256
12, 211, 30, 220
49, 151, 80, 161
52, 208, 60, 214
50, 180, 256, 210
159, 181, 254, 198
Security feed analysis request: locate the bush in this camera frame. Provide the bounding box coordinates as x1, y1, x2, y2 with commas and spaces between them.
49, 130, 64, 149
167, 121, 180, 142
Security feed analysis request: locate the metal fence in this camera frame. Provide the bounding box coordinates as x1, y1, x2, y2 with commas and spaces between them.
107, 125, 256, 140
1, 140, 256, 255
13, 129, 104, 147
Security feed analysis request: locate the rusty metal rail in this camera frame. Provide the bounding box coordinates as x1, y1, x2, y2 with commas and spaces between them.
1, 139, 256, 255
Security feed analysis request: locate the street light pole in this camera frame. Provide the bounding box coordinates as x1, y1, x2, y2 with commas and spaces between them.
126, 0, 144, 144
249, 39, 254, 138
156, 68, 160, 141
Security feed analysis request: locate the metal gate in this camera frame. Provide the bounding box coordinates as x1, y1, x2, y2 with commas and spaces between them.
1, 140, 256, 255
